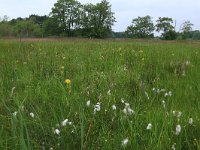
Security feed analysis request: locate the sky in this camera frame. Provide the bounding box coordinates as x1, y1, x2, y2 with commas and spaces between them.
0, 0, 200, 32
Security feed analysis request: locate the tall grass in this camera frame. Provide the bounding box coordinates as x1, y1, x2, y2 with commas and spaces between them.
0, 39, 200, 149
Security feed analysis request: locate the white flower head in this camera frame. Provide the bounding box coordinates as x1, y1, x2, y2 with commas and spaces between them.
112, 105, 116, 110
168, 91, 172, 96
122, 138, 128, 146
62, 119, 68, 126
54, 129, 60, 135
175, 124, 181, 135
30, 112, 35, 118
172, 143, 176, 150
123, 103, 135, 115
86, 100, 91, 107
94, 102, 101, 114
107, 90, 111, 96
162, 100, 166, 108
145, 92, 149, 100
121, 98, 125, 103
173, 111, 176, 116
147, 123, 152, 130
13, 111, 18, 116
177, 111, 182, 118
189, 118, 193, 125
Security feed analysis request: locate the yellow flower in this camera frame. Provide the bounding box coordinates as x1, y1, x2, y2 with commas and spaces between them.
64, 79, 71, 84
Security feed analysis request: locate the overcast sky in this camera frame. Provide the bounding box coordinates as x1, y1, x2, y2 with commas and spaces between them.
0, 0, 200, 32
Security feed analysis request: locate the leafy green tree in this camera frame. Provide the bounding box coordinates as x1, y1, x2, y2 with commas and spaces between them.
156, 17, 176, 40
126, 15, 154, 38
14, 20, 42, 38
180, 21, 193, 39
50, 0, 82, 36
81, 0, 115, 38
0, 22, 14, 37
43, 17, 62, 36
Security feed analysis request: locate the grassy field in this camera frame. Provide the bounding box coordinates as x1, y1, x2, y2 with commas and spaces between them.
0, 39, 200, 149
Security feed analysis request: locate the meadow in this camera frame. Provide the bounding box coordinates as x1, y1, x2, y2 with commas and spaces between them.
0, 38, 200, 149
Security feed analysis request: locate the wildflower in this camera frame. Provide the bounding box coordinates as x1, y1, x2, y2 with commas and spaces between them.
175, 124, 181, 135
123, 103, 135, 115
172, 143, 176, 150
68, 122, 72, 125
173, 111, 176, 116
30, 112, 35, 118
165, 91, 172, 97
145, 92, 149, 100
189, 118, 193, 125
13, 111, 17, 116
61, 66, 65, 70
147, 123, 152, 130
94, 103, 101, 114
122, 138, 128, 146
10, 87, 16, 97
162, 100, 166, 108
112, 105, 117, 110
64, 79, 71, 84
168, 91, 172, 96
177, 111, 182, 118
54, 129, 60, 135
107, 90, 111, 96
86, 100, 91, 107
62, 119, 68, 126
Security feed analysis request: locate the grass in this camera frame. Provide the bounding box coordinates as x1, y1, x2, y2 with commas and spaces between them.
0, 38, 200, 149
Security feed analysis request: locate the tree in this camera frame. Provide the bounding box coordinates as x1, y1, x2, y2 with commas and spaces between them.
156, 17, 176, 40
126, 15, 154, 38
180, 21, 193, 39
81, 0, 115, 38
50, 0, 82, 36
14, 20, 42, 38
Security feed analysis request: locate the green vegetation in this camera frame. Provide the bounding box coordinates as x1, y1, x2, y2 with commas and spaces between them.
1, 0, 200, 39
0, 39, 200, 149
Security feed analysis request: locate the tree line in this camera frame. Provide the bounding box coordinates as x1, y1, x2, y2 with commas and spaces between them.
0, 0, 200, 40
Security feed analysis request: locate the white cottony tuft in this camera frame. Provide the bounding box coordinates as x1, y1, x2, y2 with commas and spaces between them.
145, 92, 149, 100
86, 100, 91, 107
175, 124, 181, 135
13, 111, 18, 116
147, 123, 152, 130
30, 112, 35, 118
54, 129, 60, 135
162, 100, 166, 108
94, 102, 101, 114
177, 111, 182, 118
173, 111, 176, 116
62, 119, 68, 126
122, 138, 128, 146
123, 103, 135, 115
121, 98, 125, 103
112, 105, 117, 110
172, 143, 176, 150
107, 90, 111, 96
189, 118, 193, 125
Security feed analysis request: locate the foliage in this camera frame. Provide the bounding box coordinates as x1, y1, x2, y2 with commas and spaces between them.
179, 21, 194, 39
50, 0, 82, 36
81, 0, 115, 38
156, 17, 176, 40
126, 15, 155, 38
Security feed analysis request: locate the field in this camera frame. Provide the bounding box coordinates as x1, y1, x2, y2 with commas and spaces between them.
0, 38, 200, 149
